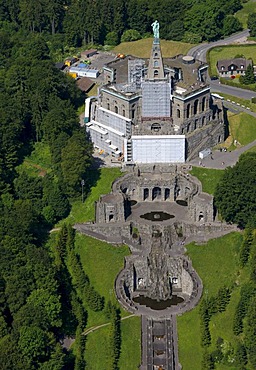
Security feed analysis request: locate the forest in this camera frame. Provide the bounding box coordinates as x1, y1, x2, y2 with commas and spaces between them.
0, 0, 245, 49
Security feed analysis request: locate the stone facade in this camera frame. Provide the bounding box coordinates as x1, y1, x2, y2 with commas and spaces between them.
85, 35, 224, 163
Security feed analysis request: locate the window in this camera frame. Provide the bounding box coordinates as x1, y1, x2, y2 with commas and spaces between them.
154, 61, 159, 67
177, 109, 181, 118
194, 99, 198, 115
202, 97, 206, 111
115, 106, 118, 114
186, 104, 190, 119
154, 70, 159, 77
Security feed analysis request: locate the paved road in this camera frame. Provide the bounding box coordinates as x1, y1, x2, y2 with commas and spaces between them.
211, 80, 256, 100
189, 140, 256, 169
188, 29, 250, 62
188, 29, 256, 99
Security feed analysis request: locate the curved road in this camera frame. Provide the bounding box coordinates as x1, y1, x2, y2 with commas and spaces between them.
188, 29, 250, 61
188, 29, 256, 99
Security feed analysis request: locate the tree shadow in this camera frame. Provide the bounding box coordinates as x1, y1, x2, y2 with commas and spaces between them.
85, 157, 105, 195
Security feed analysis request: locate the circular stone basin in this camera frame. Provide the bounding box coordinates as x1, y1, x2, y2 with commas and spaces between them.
140, 211, 174, 221
133, 295, 184, 310
130, 200, 137, 207
176, 199, 188, 206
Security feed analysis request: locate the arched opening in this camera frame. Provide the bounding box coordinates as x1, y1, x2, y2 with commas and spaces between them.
109, 214, 114, 222
154, 52, 158, 57
194, 99, 199, 115
151, 123, 161, 132
187, 123, 191, 133
107, 103, 110, 110
199, 212, 204, 222
186, 104, 190, 118
154, 70, 159, 77
177, 109, 180, 118
165, 188, 170, 200
143, 188, 149, 200
152, 187, 161, 200
218, 135, 221, 143
131, 104, 136, 119
202, 116, 205, 126
194, 119, 198, 130
202, 97, 206, 111
115, 106, 118, 114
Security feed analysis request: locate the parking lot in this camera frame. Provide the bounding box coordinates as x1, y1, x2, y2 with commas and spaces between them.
84, 51, 117, 82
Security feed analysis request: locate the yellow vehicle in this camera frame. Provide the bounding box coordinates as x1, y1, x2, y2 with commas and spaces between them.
68, 72, 77, 78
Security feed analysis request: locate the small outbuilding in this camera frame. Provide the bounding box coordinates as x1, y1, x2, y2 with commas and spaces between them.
55, 62, 65, 70
64, 57, 78, 67
81, 49, 97, 59
69, 66, 99, 78
76, 77, 95, 93
199, 148, 211, 159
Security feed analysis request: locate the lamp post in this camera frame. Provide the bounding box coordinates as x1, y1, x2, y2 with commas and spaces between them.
81, 179, 85, 203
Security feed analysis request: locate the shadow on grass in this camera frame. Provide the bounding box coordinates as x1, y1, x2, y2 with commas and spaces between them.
85, 158, 105, 196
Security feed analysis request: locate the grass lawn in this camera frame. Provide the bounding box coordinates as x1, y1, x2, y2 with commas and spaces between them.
227, 112, 256, 146
190, 167, 224, 195
119, 316, 141, 369
84, 325, 110, 369
235, 0, 256, 28
85, 316, 141, 370
16, 141, 52, 177
178, 232, 244, 370
60, 167, 123, 225
208, 45, 256, 76
75, 233, 130, 326
76, 234, 141, 369
113, 38, 195, 58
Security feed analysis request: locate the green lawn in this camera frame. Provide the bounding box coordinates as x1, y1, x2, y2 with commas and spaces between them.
208, 45, 256, 76
84, 316, 141, 370
61, 167, 123, 224
190, 167, 224, 195
178, 232, 244, 370
235, 0, 256, 28
75, 233, 130, 326
228, 112, 256, 146
113, 38, 195, 58
75, 233, 141, 369
119, 316, 141, 369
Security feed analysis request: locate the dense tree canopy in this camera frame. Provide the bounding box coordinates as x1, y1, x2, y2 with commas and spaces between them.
0, 14, 94, 369
214, 152, 256, 228
248, 12, 256, 37
0, 0, 244, 46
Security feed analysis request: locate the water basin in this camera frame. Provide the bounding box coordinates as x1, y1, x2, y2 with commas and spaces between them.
176, 200, 188, 206
140, 211, 174, 221
133, 295, 184, 310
